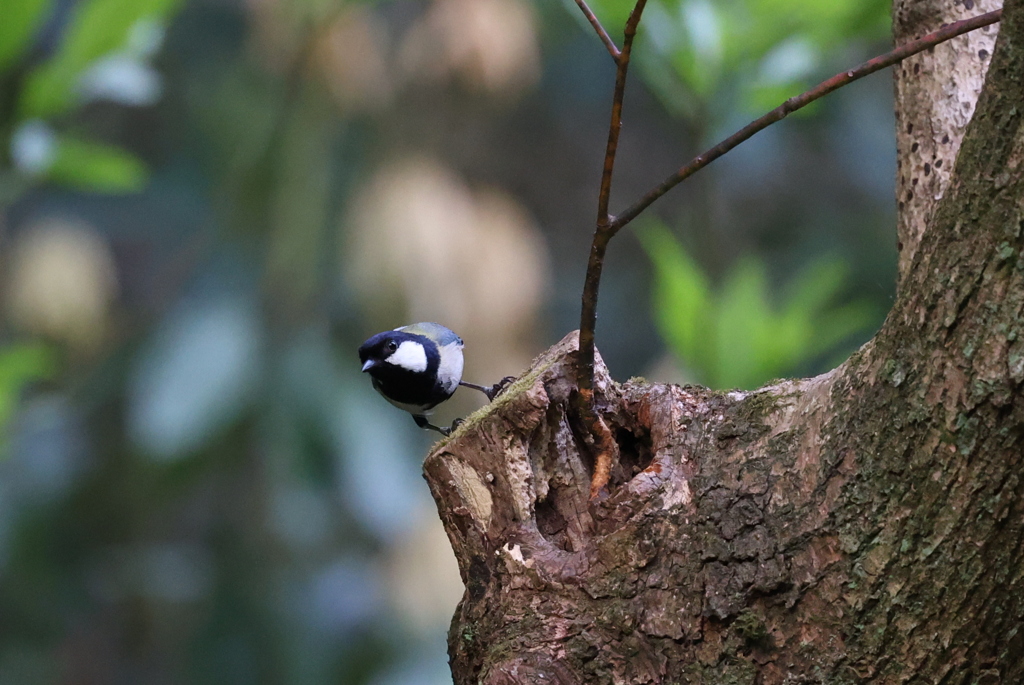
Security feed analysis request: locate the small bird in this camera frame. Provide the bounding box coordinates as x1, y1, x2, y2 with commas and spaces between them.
358, 322, 510, 435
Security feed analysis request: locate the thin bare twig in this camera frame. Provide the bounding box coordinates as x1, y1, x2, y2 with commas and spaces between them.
573, 0, 620, 61
609, 8, 1003, 233
579, 0, 647, 396
577, 0, 647, 500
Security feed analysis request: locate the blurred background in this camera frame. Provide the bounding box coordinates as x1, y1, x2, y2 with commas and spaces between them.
0, 0, 895, 682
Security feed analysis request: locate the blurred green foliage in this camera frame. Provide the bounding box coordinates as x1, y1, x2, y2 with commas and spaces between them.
580, 0, 889, 125
47, 134, 149, 191
639, 220, 876, 389
0, 0, 175, 452
0, 0, 52, 71
0, 0, 175, 197
19, 0, 179, 118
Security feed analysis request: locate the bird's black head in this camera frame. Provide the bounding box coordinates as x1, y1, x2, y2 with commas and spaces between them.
358, 331, 397, 370
358, 330, 436, 377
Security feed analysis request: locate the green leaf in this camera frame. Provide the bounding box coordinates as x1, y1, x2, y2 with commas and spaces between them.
47, 136, 148, 193
0, 344, 56, 451
638, 220, 714, 381
716, 256, 774, 388
19, 0, 181, 117
810, 302, 877, 358
0, 0, 53, 71
642, 228, 877, 390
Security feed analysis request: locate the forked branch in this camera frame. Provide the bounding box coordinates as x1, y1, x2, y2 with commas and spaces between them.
610, 8, 1004, 232
578, 0, 648, 395
575, 7, 1004, 397
573, 0, 620, 61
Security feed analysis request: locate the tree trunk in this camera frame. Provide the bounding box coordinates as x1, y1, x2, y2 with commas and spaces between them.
893, 0, 1001, 275
423, 0, 1024, 682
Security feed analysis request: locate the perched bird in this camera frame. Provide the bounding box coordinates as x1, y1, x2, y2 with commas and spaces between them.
358, 322, 509, 435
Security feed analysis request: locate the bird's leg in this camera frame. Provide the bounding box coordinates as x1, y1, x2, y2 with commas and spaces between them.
488, 376, 516, 398
460, 376, 516, 401
413, 414, 447, 435
458, 381, 492, 398
414, 414, 463, 436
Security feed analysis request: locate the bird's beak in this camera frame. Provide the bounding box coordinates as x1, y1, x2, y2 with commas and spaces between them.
361, 360, 376, 372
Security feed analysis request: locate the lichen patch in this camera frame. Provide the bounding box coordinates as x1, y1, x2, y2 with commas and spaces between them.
445, 458, 494, 529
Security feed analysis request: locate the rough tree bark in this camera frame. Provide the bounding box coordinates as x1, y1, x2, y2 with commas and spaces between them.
423, 0, 1024, 682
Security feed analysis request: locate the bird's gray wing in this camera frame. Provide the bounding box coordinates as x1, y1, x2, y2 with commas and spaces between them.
397, 322, 463, 347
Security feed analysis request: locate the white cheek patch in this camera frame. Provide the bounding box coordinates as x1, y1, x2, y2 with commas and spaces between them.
386, 340, 428, 372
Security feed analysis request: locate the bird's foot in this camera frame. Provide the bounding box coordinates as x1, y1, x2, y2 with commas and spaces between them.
416, 415, 464, 436
488, 376, 516, 401
460, 377, 516, 401
414, 414, 455, 436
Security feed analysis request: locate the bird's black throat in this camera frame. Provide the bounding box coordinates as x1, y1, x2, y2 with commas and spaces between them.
368, 363, 450, 408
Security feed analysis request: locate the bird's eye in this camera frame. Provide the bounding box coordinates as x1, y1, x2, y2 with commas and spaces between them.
387, 341, 398, 352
